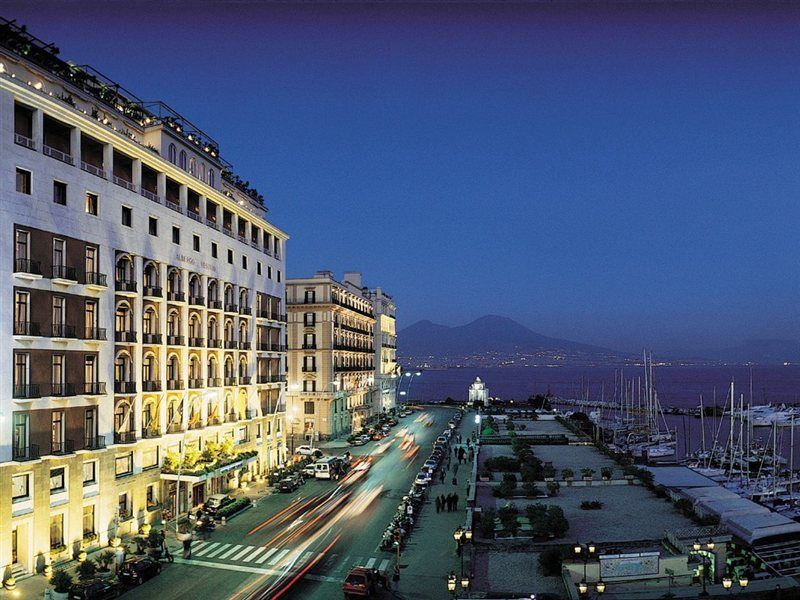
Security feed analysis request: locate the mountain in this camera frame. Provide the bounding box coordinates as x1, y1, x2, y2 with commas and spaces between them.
397, 315, 622, 361
698, 339, 800, 364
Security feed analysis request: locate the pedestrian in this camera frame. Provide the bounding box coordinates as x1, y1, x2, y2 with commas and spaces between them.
440, 495, 446, 512
435, 496, 440, 513
466, 481, 471, 497
446, 493, 454, 512
440, 470, 445, 483
454, 493, 459, 510
452, 475, 457, 486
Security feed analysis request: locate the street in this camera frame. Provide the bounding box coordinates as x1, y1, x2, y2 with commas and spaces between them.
124, 405, 457, 600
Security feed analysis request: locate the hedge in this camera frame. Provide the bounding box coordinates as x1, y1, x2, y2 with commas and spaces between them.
216, 497, 252, 520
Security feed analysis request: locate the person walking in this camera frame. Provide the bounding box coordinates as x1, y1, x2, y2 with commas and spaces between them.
445, 493, 453, 512
440, 469, 446, 483
435, 495, 442, 513
452, 474, 458, 486
454, 493, 460, 511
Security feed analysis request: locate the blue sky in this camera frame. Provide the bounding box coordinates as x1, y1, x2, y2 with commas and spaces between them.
8, 2, 799, 353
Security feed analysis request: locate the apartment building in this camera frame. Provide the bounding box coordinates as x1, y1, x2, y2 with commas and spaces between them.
0, 20, 288, 578
285, 272, 377, 446
364, 287, 399, 412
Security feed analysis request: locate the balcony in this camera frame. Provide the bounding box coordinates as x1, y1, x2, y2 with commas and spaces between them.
238, 234, 247, 244
257, 375, 269, 383
142, 426, 162, 439
114, 381, 136, 394
51, 323, 77, 339
165, 199, 182, 213
224, 377, 237, 386
80, 161, 106, 179
239, 376, 252, 385
207, 377, 222, 387
13, 321, 40, 337
189, 420, 203, 430
335, 365, 372, 373
166, 335, 184, 346
188, 210, 202, 223
270, 312, 282, 321
50, 439, 75, 455
114, 431, 137, 444
14, 258, 42, 278
208, 300, 223, 310
189, 296, 205, 307
85, 271, 108, 289
49, 383, 77, 397
207, 415, 221, 426
115, 279, 137, 294
167, 291, 185, 302
115, 330, 137, 343
207, 339, 222, 348
225, 413, 238, 423
302, 344, 317, 350
12, 444, 40, 461
188, 378, 204, 389
13, 384, 41, 399
113, 175, 136, 192
84, 435, 106, 450
143, 285, 163, 298
166, 423, 185, 434
272, 344, 287, 352
239, 306, 252, 316
15, 132, 35, 150
166, 379, 184, 391
224, 340, 238, 350
189, 337, 205, 348
51, 264, 78, 283
223, 227, 234, 238
43, 144, 74, 165
239, 341, 251, 351
257, 310, 270, 319
205, 218, 218, 230
142, 333, 162, 345
140, 188, 161, 204
225, 303, 238, 313
302, 366, 317, 373
83, 327, 107, 341
142, 380, 161, 392
256, 342, 270, 352
83, 382, 107, 395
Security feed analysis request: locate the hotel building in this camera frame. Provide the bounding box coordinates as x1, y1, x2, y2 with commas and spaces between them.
285, 272, 381, 446
0, 21, 288, 578
363, 287, 398, 413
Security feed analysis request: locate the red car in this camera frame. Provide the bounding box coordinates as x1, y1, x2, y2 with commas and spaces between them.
342, 566, 389, 599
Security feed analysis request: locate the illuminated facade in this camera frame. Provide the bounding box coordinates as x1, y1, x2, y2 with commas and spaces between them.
0, 20, 287, 578
364, 287, 398, 412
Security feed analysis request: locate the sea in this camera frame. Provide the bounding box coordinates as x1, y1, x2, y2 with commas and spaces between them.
409, 364, 800, 462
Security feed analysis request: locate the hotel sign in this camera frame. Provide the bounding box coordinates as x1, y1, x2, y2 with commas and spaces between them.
599, 552, 660, 579
177, 253, 215, 272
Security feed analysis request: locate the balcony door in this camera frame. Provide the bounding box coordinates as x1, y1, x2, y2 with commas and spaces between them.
15, 230, 29, 261
84, 407, 96, 446
52, 238, 65, 269
51, 411, 64, 452
85, 246, 97, 275
13, 413, 28, 455
85, 355, 97, 385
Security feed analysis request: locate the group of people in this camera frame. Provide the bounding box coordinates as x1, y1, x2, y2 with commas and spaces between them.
435, 493, 460, 512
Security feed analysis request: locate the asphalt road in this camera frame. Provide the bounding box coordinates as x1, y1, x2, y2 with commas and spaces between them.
124, 406, 453, 600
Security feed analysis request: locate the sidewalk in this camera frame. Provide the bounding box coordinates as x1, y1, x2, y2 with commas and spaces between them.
396, 413, 475, 599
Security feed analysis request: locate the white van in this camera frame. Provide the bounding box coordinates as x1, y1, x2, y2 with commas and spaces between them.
314, 457, 340, 480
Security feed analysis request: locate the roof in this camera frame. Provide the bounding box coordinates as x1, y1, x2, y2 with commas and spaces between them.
645, 466, 720, 488
724, 512, 800, 545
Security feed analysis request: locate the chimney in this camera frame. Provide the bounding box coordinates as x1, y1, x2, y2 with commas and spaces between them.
343, 271, 362, 288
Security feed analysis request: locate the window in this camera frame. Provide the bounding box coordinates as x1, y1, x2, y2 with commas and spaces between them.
83, 460, 97, 486
49, 513, 63, 549
14, 352, 29, 386
52, 296, 65, 325
52, 238, 65, 268
256, 423, 262, 439
304, 313, 315, 327
142, 446, 159, 470
52, 354, 64, 389
50, 467, 65, 493
121, 206, 132, 227
53, 180, 67, 205
172, 226, 180, 245
302, 380, 317, 392
84, 407, 97, 444
227, 249, 233, 264
242, 255, 248, 270
193, 234, 200, 252
179, 150, 187, 170
15, 168, 31, 194
211, 242, 218, 258
304, 290, 315, 303
277, 270, 281, 283
304, 401, 315, 415
14, 291, 29, 326
82, 504, 95, 536
209, 169, 215, 187
146, 484, 158, 509
15, 229, 29, 261
268, 266, 273, 279
12, 473, 30, 502
85, 246, 98, 275
149, 217, 158, 236
118, 492, 131, 519
257, 262, 262, 275
188, 157, 196, 176
85, 192, 98, 216
115, 453, 133, 478
168, 143, 177, 163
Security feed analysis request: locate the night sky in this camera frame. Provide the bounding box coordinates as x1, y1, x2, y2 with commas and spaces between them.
7, 2, 799, 354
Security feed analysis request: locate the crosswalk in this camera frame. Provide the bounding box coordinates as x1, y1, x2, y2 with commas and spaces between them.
187, 540, 391, 575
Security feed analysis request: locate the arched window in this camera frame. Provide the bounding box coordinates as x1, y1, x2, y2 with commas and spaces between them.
188, 157, 196, 176
189, 355, 201, 379
167, 268, 181, 295
143, 307, 158, 335
167, 355, 180, 381
115, 255, 134, 284
115, 302, 133, 333
142, 353, 158, 382
238, 321, 248, 344
168, 144, 177, 164
224, 319, 234, 342
224, 356, 234, 378
238, 356, 248, 378
208, 169, 215, 187
189, 314, 201, 339
207, 316, 217, 342
239, 288, 249, 310
208, 279, 218, 302
207, 355, 218, 379
200, 164, 206, 182
114, 351, 133, 383
143, 261, 159, 288
224, 284, 235, 306
188, 274, 201, 299
179, 150, 187, 170
167, 310, 181, 337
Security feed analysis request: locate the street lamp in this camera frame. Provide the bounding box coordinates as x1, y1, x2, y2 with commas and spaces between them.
460, 575, 470, 590
722, 575, 733, 590
447, 571, 457, 593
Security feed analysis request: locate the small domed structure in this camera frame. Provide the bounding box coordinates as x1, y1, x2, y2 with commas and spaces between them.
468, 377, 489, 408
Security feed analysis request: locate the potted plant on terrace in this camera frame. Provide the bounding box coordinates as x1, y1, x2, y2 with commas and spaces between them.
601, 467, 613, 481
76, 559, 97, 581
96, 551, 115, 579
50, 569, 72, 600
581, 468, 595, 484
561, 468, 575, 482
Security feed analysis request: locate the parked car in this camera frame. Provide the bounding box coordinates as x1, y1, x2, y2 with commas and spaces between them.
388, 418, 398, 426
117, 557, 161, 586
342, 566, 390, 599
296, 445, 323, 458
353, 436, 367, 446
436, 436, 448, 445
371, 432, 385, 441
69, 579, 122, 600
424, 459, 438, 470
278, 474, 302, 492
414, 472, 430, 486
302, 463, 317, 477
204, 493, 234, 516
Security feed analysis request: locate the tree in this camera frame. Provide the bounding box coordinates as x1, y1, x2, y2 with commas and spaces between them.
76, 559, 97, 580
50, 569, 73, 593
539, 547, 564, 576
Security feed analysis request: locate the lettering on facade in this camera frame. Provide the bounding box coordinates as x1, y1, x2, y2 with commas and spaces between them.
177, 253, 215, 272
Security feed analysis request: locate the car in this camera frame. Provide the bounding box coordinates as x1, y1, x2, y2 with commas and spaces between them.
388, 418, 398, 426
342, 566, 389, 599
204, 493, 234, 516
302, 463, 317, 477
371, 432, 385, 441
118, 557, 161, 585
424, 459, 438, 470
296, 445, 323, 458
278, 473, 303, 492
353, 436, 367, 446
414, 472, 429, 486
69, 579, 122, 600
381, 424, 390, 432
436, 436, 448, 445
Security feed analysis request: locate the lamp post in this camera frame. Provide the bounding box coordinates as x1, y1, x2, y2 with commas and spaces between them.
447, 571, 457, 597
722, 572, 750, 596
574, 542, 598, 597
453, 526, 473, 591
692, 538, 716, 597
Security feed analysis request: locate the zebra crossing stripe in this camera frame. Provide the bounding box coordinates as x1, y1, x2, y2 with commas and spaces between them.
378, 559, 390, 572
194, 542, 221, 557
219, 544, 244, 559
256, 548, 277, 564
191, 541, 206, 549
242, 547, 266, 563
365, 557, 376, 568
268, 548, 290, 565
231, 546, 256, 561
300, 551, 314, 563
204, 543, 231, 558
